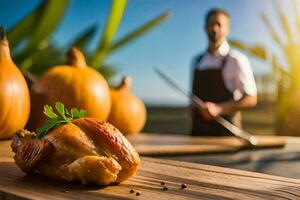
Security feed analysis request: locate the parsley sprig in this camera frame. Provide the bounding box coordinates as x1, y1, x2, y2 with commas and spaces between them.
36, 102, 87, 138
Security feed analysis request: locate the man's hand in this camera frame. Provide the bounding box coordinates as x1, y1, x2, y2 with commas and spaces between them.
189, 102, 222, 121
200, 102, 222, 121
188, 105, 197, 118
190, 95, 257, 121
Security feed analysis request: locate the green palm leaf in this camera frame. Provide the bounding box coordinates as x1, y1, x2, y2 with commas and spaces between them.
15, 0, 69, 70
22, 45, 65, 75
7, 0, 171, 79
68, 24, 98, 53
229, 39, 248, 51
110, 11, 172, 53
260, 12, 284, 48
7, 2, 45, 49
271, 56, 289, 77
97, 64, 117, 79
229, 39, 266, 60
292, 1, 300, 38
273, 1, 293, 44
91, 0, 127, 67
26, 0, 69, 51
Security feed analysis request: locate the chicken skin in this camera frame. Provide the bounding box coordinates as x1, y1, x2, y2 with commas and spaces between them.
11, 118, 140, 185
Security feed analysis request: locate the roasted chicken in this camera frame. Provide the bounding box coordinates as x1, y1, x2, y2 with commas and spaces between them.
11, 118, 140, 185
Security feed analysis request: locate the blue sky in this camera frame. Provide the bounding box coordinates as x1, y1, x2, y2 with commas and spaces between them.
1, 0, 297, 105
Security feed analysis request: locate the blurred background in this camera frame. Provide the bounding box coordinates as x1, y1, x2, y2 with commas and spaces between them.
1, 0, 300, 136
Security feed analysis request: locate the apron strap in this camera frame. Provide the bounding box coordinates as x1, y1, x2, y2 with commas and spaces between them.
220, 53, 230, 70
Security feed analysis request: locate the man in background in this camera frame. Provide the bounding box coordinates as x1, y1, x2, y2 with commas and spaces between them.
190, 8, 257, 136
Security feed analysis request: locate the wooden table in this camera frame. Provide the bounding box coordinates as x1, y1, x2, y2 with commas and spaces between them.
156, 136, 300, 179
126, 134, 300, 179
127, 134, 286, 156
1, 139, 300, 199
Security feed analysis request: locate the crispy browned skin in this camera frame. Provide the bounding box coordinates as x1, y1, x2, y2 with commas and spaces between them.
11, 130, 53, 173
11, 118, 140, 185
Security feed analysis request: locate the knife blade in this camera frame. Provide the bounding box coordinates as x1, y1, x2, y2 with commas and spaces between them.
154, 67, 257, 146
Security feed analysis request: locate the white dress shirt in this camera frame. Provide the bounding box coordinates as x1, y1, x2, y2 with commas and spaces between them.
195, 41, 257, 100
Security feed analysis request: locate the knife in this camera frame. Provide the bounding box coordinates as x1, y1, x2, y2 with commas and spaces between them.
154, 67, 257, 146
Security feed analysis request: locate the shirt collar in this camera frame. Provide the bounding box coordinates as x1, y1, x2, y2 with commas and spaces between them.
207, 41, 230, 57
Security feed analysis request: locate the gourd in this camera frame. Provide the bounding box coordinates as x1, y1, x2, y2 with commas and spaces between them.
0, 27, 30, 139
108, 76, 146, 135
27, 48, 111, 130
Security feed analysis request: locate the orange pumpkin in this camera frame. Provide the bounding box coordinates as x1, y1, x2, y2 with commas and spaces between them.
108, 76, 146, 135
0, 27, 30, 139
27, 48, 111, 130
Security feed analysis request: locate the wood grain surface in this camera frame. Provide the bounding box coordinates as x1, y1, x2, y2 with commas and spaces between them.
0, 139, 299, 200
127, 134, 286, 156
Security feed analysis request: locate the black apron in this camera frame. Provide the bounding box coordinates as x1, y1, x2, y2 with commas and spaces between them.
191, 54, 241, 136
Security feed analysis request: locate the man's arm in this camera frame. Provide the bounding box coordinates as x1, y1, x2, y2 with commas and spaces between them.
199, 50, 258, 121
216, 94, 257, 115
199, 95, 257, 121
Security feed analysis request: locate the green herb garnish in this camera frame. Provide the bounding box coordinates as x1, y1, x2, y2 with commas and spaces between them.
36, 102, 87, 138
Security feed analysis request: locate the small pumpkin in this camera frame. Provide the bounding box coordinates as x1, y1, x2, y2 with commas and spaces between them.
27, 48, 111, 130
0, 27, 30, 139
108, 76, 146, 135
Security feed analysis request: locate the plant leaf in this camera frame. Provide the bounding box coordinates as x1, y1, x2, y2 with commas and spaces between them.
26, 0, 69, 51
294, 1, 300, 37
17, 44, 65, 74
69, 24, 98, 52
273, 1, 293, 44
228, 39, 248, 50
55, 102, 68, 120
272, 55, 289, 77
36, 102, 88, 138
70, 108, 80, 118
91, 0, 127, 67
79, 109, 87, 118
7, 1, 45, 49
260, 12, 284, 48
97, 64, 117, 79
36, 119, 57, 138
65, 108, 71, 116
36, 118, 64, 139
43, 105, 58, 119
229, 39, 266, 60
110, 11, 172, 53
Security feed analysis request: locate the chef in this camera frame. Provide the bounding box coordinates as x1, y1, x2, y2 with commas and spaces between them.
190, 8, 257, 136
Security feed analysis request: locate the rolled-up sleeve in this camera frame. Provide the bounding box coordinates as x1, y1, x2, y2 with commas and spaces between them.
235, 52, 257, 96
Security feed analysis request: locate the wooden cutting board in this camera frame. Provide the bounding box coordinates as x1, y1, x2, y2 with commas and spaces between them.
1, 140, 299, 200
127, 134, 286, 156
